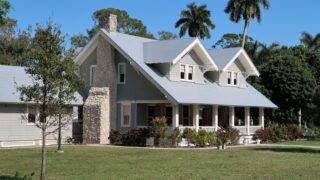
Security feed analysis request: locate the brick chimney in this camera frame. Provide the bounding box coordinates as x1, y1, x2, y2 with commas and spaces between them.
107, 14, 117, 32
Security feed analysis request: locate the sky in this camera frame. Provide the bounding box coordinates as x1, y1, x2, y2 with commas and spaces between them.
7, 0, 320, 48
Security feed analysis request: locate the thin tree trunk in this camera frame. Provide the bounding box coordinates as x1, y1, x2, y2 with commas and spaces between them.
241, 19, 250, 48
57, 113, 62, 152
40, 128, 46, 180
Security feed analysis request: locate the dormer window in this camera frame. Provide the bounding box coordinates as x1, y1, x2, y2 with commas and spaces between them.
180, 65, 185, 79
188, 66, 193, 80
227, 72, 232, 85
233, 72, 238, 85
180, 64, 194, 81
227, 71, 239, 86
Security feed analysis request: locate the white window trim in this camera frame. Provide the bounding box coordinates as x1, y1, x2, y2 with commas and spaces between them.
121, 103, 131, 127
26, 105, 38, 126
89, 65, 96, 86
118, 63, 126, 84
227, 71, 239, 87
180, 63, 195, 82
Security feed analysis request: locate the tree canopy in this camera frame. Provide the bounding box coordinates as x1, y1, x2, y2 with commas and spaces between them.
88, 8, 154, 39
224, 0, 270, 47
158, 31, 177, 40
0, 0, 10, 25
175, 2, 215, 39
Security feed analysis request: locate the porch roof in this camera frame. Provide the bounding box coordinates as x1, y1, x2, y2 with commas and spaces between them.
81, 30, 277, 108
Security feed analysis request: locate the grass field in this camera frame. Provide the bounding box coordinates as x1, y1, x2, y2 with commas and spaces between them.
277, 140, 320, 146
0, 145, 320, 179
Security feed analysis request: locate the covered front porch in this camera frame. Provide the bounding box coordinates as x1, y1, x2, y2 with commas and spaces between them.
135, 103, 265, 135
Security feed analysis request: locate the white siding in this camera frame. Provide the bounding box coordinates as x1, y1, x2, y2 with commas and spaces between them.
169, 50, 205, 84
218, 59, 246, 88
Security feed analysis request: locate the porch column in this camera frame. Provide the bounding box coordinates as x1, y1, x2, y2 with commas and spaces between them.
193, 105, 199, 132
172, 105, 179, 128
245, 107, 250, 135
259, 107, 264, 128
229, 106, 235, 127
213, 105, 218, 131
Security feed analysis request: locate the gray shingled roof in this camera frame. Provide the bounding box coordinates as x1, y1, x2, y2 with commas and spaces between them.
207, 47, 242, 69
143, 38, 196, 64
100, 30, 277, 108
0, 65, 83, 105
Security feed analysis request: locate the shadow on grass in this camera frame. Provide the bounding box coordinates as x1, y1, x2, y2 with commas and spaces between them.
252, 147, 320, 154
0, 172, 34, 180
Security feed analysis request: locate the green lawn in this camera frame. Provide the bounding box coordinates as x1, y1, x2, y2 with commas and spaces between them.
277, 140, 320, 146
0, 146, 320, 180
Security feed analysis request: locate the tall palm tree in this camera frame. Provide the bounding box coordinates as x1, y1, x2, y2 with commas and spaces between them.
175, 2, 215, 39
224, 0, 270, 47
300, 32, 320, 51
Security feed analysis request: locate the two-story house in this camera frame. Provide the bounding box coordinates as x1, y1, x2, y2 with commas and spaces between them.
76, 14, 277, 144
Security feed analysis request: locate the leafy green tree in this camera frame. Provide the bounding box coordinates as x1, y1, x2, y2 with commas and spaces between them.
175, 2, 215, 39
88, 8, 154, 39
259, 47, 317, 123
17, 22, 82, 180
0, 0, 10, 25
70, 33, 89, 49
158, 31, 177, 40
224, 0, 270, 47
300, 32, 320, 51
0, 19, 33, 65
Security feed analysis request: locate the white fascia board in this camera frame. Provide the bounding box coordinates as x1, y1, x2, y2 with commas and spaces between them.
172, 38, 219, 71
241, 49, 260, 76
222, 48, 260, 77
99, 30, 179, 105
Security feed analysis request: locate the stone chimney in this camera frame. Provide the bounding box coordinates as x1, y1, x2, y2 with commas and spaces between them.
107, 14, 117, 32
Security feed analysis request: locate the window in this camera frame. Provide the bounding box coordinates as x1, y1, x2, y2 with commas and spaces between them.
27, 106, 37, 125
227, 72, 232, 85
227, 71, 239, 86
180, 64, 194, 81
118, 63, 126, 84
121, 104, 131, 127
179, 105, 193, 126
233, 72, 238, 85
199, 106, 212, 126
147, 105, 155, 126
180, 64, 185, 79
89, 65, 96, 86
28, 114, 36, 124
188, 66, 193, 80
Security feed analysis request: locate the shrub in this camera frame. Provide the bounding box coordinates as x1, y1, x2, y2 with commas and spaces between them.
109, 130, 122, 144
182, 128, 197, 146
228, 128, 240, 145
121, 128, 151, 146
207, 132, 216, 146
170, 127, 182, 146
151, 116, 168, 145
195, 129, 208, 147
216, 129, 229, 145
270, 124, 288, 142
253, 128, 273, 143
287, 124, 301, 140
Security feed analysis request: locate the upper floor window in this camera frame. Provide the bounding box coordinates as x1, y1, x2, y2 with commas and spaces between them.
227, 71, 239, 86
118, 63, 126, 84
227, 72, 232, 85
89, 65, 96, 86
180, 64, 194, 81
180, 64, 185, 79
233, 72, 238, 85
